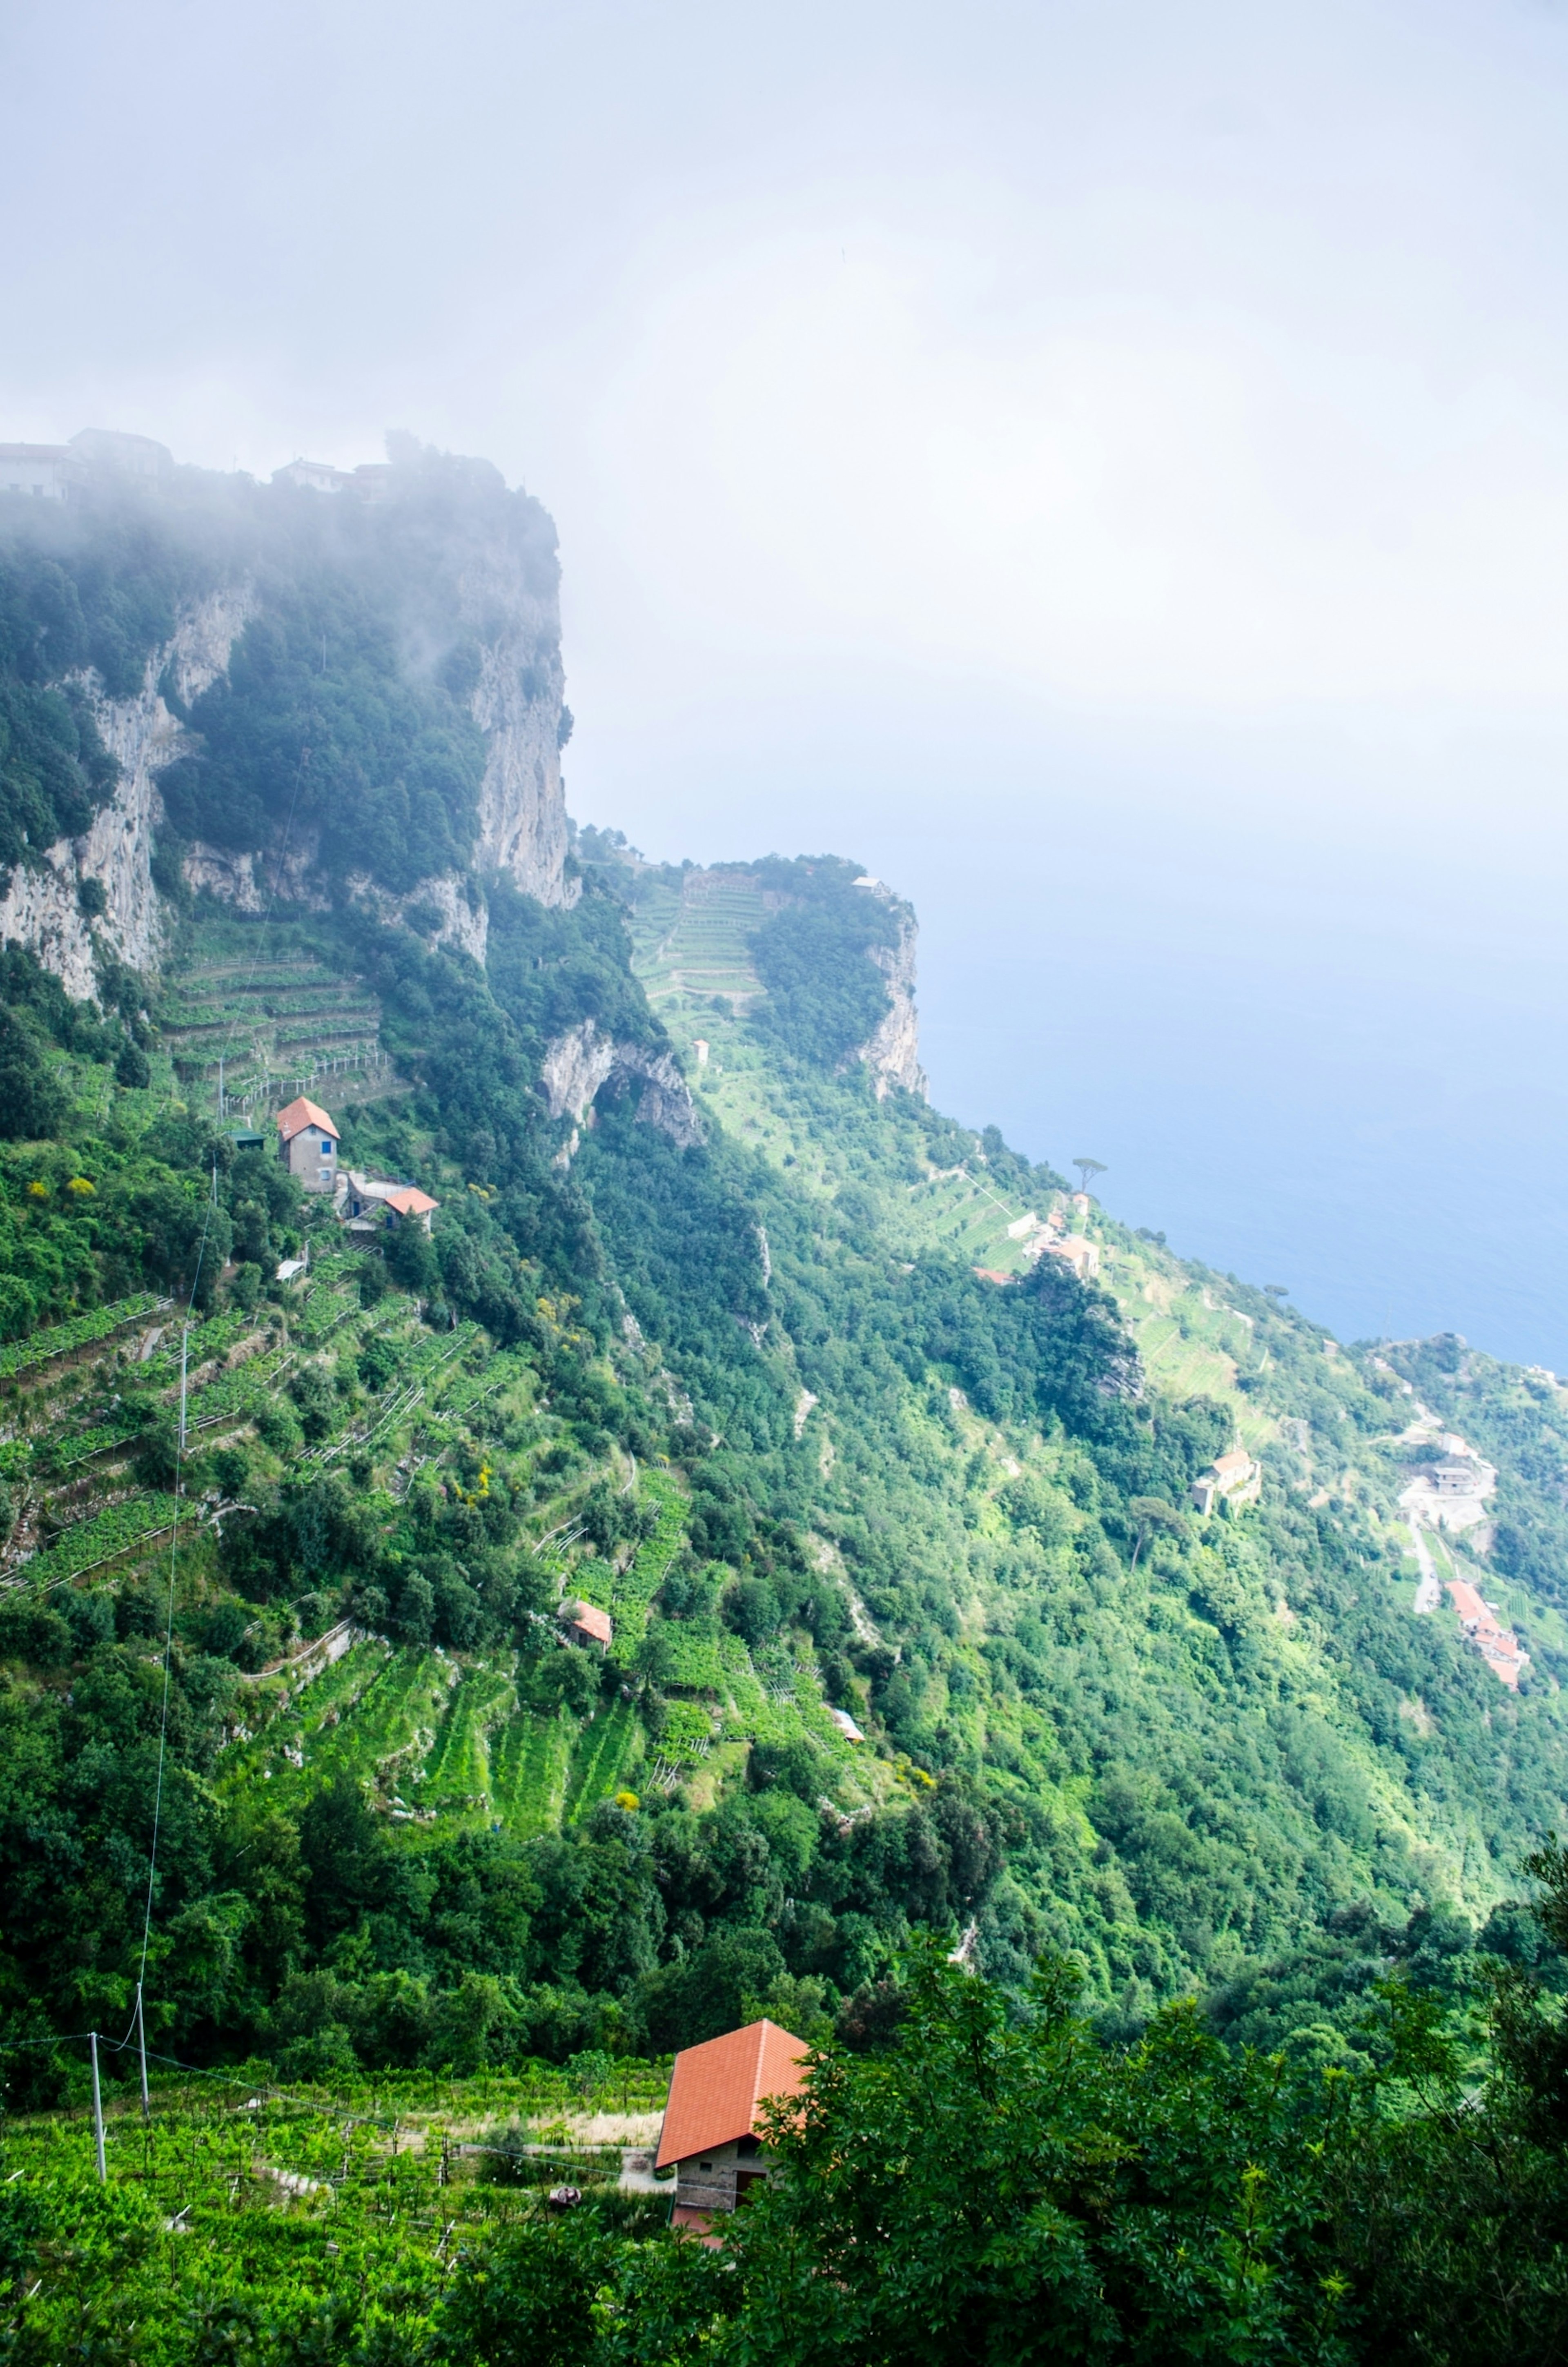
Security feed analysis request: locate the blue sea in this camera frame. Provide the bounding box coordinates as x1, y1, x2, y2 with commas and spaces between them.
576, 681, 1568, 1373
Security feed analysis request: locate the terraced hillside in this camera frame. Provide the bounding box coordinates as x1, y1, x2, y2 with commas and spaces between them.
1, 1230, 877, 1865
159, 915, 396, 1122
626, 865, 770, 1012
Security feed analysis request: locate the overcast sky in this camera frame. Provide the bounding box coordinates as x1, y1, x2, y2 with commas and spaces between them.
5, 0, 1568, 1358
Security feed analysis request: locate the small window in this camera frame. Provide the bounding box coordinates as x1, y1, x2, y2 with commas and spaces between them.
698, 2159, 713, 2171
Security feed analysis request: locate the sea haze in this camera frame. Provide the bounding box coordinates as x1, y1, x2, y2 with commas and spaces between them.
574, 685, 1568, 1377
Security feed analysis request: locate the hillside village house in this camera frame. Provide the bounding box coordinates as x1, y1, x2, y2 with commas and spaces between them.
276, 1097, 340, 1192
1192, 1449, 1262, 1517
656, 2019, 808, 2239
1446, 1576, 1529, 1690
272, 459, 393, 500
337, 1170, 439, 1235
1045, 1233, 1100, 1282
0, 444, 79, 499
559, 1598, 613, 1649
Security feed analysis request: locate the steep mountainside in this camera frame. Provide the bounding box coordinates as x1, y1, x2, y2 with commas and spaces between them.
0, 446, 1565, 2098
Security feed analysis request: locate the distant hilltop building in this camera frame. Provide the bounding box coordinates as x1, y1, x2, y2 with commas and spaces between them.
0, 444, 78, 500
71, 428, 174, 482
0, 429, 175, 501
1192, 1449, 1261, 1517
272, 458, 393, 499
1045, 1232, 1100, 1282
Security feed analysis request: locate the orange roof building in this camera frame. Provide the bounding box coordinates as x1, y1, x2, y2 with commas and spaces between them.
340, 1169, 440, 1234
383, 1185, 439, 1221
657, 2019, 808, 2238
275, 1098, 339, 1192
1446, 1577, 1528, 1689
560, 1599, 613, 1648
276, 1096, 337, 1143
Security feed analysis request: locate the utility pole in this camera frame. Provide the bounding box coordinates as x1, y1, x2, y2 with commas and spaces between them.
89, 2032, 106, 2182
217, 1054, 224, 1123
179, 1328, 189, 1456
136, 1982, 150, 2121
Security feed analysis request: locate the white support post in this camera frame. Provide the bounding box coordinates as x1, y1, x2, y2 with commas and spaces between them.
136, 1983, 150, 2120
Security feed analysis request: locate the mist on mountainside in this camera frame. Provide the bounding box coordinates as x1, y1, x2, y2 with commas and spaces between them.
0, 436, 1566, 2358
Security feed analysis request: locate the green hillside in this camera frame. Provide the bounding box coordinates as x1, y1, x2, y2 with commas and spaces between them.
3, 845, 1566, 2097
7, 448, 1568, 2358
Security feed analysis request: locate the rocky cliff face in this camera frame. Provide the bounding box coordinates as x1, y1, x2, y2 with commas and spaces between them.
859, 901, 927, 1100
398, 449, 576, 915
0, 584, 254, 1003
1, 439, 578, 995
541, 1018, 702, 1152
469, 634, 574, 911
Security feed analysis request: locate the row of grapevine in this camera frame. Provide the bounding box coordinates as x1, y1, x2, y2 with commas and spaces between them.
658, 1700, 717, 1758
563, 1697, 641, 1822
656, 1625, 726, 1691
52, 1410, 147, 1469
606, 1474, 688, 1650
0, 1292, 167, 1381
10, 1492, 183, 1590
191, 1346, 293, 1429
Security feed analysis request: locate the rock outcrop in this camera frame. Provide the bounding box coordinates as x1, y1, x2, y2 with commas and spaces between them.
858, 900, 927, 1100
396, 451, 577, 911
469, 634, 575, 909
541, 1019, 702, 1150
0, 585, 253, 1003
343, 868, 489, 964
183, 831, 328, 917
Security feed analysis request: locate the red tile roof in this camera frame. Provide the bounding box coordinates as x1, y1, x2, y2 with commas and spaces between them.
562, 1600, 613, 1647
656, 2020, 808, 2169
275, 1096, 338, 1143
383, 1185, 439, 1217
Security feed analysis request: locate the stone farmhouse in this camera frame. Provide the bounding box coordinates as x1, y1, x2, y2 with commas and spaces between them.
656, 2019, 808, 2240
1192, 1448, 1262, 1517
559, 1599, 613, 1649
275, 1097, 340, 1192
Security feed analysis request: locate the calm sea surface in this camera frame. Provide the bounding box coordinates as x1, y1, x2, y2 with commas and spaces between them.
579, 686, 1568, 1372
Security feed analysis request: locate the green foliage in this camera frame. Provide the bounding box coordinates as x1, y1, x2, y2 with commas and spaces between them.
159, 577, 486, 895
747, 858, 899, 1070
0, 529, 167, 877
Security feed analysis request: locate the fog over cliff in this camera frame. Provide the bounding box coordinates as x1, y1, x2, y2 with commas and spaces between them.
4, 0, 1568, 1358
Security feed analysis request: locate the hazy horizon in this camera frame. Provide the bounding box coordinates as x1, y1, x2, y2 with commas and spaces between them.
4, 0, 1567, 1366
